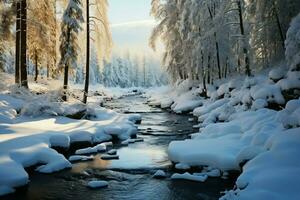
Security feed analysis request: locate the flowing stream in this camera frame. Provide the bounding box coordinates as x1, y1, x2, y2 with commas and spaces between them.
4, 95, 236, 200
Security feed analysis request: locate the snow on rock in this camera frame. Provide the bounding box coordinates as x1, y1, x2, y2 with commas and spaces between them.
107, 149, 117, 155
171, 172, 208, 182
87, 180, 108, 189
75, 144, 106, 155
269, 67, 286, 81
69, 155, 94, 162
250, 84, 285, 105
277, 71, 300, 90
153, 170, 167, 178
206, 169, 221, 177
276, 98, 300, 128
193, 99, 229, 117
175, 163, 190, 170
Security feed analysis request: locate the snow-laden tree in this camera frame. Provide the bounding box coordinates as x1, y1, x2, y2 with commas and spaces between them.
0, 1, 15, 72
246, 0, 300, 68
151, 0, 300, 89
285, 13, 300, 71
59, 0, 84, 101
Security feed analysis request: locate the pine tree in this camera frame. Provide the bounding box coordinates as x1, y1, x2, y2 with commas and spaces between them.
59, 0, 83, 101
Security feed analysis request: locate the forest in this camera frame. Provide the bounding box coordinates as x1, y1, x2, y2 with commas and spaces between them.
0, 0, 300, 200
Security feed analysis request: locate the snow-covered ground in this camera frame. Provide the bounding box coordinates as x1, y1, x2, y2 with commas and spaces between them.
0, 74, 141, 196
146, 65, 300, 200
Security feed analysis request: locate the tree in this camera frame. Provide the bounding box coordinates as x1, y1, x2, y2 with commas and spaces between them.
83, 0, 111, 104
285, 13, 300, 71
59, 0, 83, 101
83, 0, 90, 104
0, 1, 15, 72
19, 0, 28, 88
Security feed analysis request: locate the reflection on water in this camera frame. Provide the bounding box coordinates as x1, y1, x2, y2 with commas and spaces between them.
3, 96, 236, 200
72, 143, 170, 173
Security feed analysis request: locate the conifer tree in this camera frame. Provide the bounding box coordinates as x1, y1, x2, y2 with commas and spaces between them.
59, 0, 83, 101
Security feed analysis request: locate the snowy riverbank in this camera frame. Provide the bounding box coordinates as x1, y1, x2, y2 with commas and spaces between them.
0, 77, 141, 196
147, 65, 300, 200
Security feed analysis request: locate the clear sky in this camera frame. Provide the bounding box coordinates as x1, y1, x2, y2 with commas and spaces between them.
108, 0, 153, 24
107, 0, 162, 57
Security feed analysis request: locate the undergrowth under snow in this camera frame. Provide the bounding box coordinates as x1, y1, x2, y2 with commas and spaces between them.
0, 76, 141, 196
146, 64, 300, 200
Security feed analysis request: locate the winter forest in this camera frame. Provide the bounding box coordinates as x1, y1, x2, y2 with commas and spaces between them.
0, 0, 300, 199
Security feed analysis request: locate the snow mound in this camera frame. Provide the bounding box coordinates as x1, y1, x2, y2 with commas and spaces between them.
87, 180, 108, 189
171, 172, 208, 182
153, 170, 167, 178
75, 144, 106, 155
69, 155, 94, 162
222, 128, 300, 200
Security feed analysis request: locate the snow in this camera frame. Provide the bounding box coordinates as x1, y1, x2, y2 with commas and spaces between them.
75, 144, 106, 155
222, 128, 300, 200
285, 13, 300, 71
87, 180, 108, 189
68, 155, 94, 162
269, 67, 286, 81
107, 149, 117, 155
153, 170, 167, 178
0, 82, 141, 196
194, 168, 221, 178
171, 172, 208, 182
175, 163, 190, 170
147, 66, 300, 199
49, 134, 70, 148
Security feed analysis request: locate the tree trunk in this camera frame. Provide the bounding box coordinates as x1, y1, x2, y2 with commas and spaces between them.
215, 32, 221, 79
62, 63, 69, 101
34, 51, 38, 82
273, 0, 285, 49
83, 0, 90, 104
207, 55, 211, 84
15, 1, 21, 85
47, 61, 49, 78
224, 57, 228, 78
237, 0, 251, 76
20, 0, 28, 88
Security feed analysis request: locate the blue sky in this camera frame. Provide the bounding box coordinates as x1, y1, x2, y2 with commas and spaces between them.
108, 0, 161, 57
108, 0, 153, 24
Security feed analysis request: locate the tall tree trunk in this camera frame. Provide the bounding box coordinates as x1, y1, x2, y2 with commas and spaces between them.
83, 0, 90, 104
273, 0, 285, 49
34, 51, 38, 82
62, 30, 71, 102
47, 61, 50, 78
208, 4, 221, 80
62, 63, 69, 101
15, 1, 21, 84
207, 54, 211, 84
237, 0, 251, 76
20, 0, 28, 88
224, 57, 228, 78
215, 32, 221, 79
